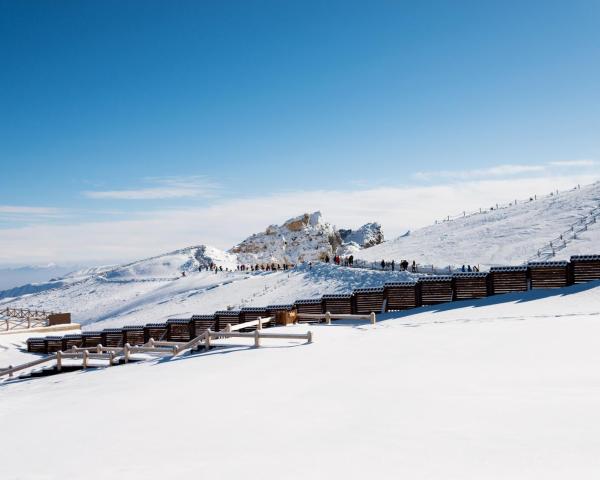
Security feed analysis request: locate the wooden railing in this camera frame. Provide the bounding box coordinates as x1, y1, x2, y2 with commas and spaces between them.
224, 316, 274, 332
1, 327, 313, 381
296, 311, 376, 325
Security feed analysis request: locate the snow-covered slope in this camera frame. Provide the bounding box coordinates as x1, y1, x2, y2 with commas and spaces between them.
0, 263, 415, 330
2, 282, 600, 479
356, 182, 600, 269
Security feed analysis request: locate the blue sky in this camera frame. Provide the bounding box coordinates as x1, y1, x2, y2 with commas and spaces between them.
1, 1, 599, 265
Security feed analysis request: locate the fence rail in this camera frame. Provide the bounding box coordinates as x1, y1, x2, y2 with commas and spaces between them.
2, 327, 314, 381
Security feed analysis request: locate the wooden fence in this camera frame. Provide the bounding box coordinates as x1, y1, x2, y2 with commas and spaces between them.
2, 325, 313, 381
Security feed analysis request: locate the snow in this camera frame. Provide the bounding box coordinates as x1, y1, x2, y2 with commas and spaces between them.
0, 264, 416, 330
339, 221, 384, 248
2, 282, 600, 479
356, 182, 600, 269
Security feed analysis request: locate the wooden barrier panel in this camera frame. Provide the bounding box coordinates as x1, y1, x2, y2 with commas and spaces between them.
239, 307, 269, 332
82, 331, 103, 348
191, 314, 217, 337
266, 304, 294, 317
122, 326, 145, 346
570, 255, 600, 283
353, 288, 384, 314
62, 334, 83, 350
215, 310, 241, 332
489, 266, 529, 294
266, 304, 296, 326
453, 272, 491, 300
322, 294, 353, 315
167, 319, 194, 342
26, 337, 47, 354
418, 276, 453, 305
294, 299, 324, 318
383, 282, 420, 311
528, 261, 573, 289
47, 313, 71, 326
102, 328, 124, 348
45, 336, 64, 353
144, 323, 168, 343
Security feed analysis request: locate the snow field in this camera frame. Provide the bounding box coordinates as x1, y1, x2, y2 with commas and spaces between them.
2, 282, 600, 479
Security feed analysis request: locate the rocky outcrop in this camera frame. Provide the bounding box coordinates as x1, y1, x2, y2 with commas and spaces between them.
338, 222, 384, 249
230, 212, 342, 265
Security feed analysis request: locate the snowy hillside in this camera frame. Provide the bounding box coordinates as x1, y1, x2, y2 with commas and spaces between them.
0, 263, 415, 330
356, 182, 600, 269
2, 281, 600, 479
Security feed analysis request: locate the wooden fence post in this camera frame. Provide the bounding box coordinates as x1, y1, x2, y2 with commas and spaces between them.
56, 351, 62, 372
82, 350, 89, 369
8, 365, 13, 378
96, 344, 102, 354
109, 351, 115, 366
205, 330, 211, 350
124, 343, 131, 363
307, 331, 313, 344
325, 311, 331, 325
370, 312, 376, 325
257, 316, 263, 330
226, 323, 232, 332
254, 329, 260, 348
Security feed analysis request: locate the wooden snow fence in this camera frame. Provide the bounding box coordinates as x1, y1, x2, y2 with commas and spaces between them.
26, 337, 47, 354
214, 310, 241, 332
191, 314, 217, 337
353, 287, 385, 314
489, 266, 529, 294
418, 276, 454, 305
266, 304, 296, 326
570, 255, 600, 283
167, 318, 194, 342
144, 323, 168, 343
62, 334, 83, 350
322, 294, 354, 315
528, 261, 573, 289
122, 325, 145, 346
102, 328, 124, 348
383, 282, 421, 311
452, 272, 491, 300
239, 307, 269, 332
82, 331, 103, 349
294, 299, 324, 322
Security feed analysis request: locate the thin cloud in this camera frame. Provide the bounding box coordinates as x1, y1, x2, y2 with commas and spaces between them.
549, 159, 597, 167
0, 206, 65, 222
83, 176, 220, 200
413, 164, 546, 181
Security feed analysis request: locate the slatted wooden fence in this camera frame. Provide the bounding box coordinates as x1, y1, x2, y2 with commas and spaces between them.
489, 266, 529, 294
419, 276, 454, 305
24, 254, 600, 361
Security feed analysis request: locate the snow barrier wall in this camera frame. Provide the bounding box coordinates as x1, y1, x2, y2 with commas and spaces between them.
27, 255, 600, 353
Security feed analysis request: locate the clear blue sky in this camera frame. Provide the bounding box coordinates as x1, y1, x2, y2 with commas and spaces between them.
1, 1, 599, 264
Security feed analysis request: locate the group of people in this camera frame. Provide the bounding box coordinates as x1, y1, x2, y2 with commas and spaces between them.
378, 259, 417, 272
324, 254, 355, 266
192, 262, 294, 276
461, 264, 480, 272
238, 263, 293, 272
